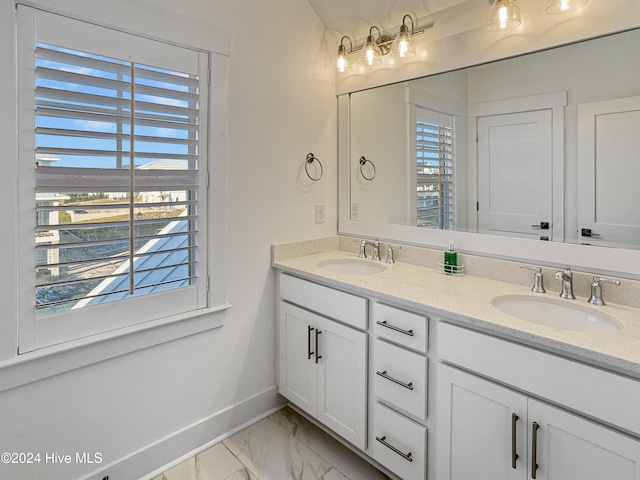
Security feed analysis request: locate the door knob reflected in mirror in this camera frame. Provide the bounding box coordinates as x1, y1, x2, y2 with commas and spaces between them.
531, 222, 550, 230
581, 228, 600, 237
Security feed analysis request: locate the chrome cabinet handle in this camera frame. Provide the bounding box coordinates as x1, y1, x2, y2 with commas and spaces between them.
376, 320, 414, 337
315, 329, 322, 364
512, 413, 519, 469
307, 325, 314, 360
531, 422, 540, 479
375, 436, 413, 463
376, 370, 414, 390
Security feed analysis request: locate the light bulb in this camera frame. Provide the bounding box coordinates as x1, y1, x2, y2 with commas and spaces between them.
499, 5, 508, 29
336, 55, 348, 72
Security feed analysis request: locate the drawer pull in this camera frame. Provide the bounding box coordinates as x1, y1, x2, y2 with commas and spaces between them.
511, 413, 519, 469
531, 422, 540, 479
376, 370, 414, 390
376, 320, 414, 336
307, 325, 314, 360
315, 329, 322, 364
375, 435, 413, 463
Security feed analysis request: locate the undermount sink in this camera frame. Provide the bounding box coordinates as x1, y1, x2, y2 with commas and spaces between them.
492, 295, 622, 333
317, 258, 387, 275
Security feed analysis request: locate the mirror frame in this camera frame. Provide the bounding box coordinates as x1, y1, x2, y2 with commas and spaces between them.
338, 87, 640, 279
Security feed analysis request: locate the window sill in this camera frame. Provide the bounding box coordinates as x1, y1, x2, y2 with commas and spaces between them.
0, 303, 231, 394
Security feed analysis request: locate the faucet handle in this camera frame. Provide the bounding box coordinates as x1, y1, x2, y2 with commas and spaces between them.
520, 265, 546, 293
385, 244, 402, 264
357, 239, 367, 258
588, 276, 621, 306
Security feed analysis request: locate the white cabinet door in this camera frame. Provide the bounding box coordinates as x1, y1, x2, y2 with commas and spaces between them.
278, 301, 368, 450
316, 316, 367, 450
439, 364, 640, 480
278, 302, 317, 416
438, 364, 528, 480
528, 399, 640, 480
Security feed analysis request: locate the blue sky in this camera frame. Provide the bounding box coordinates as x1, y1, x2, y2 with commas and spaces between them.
35, 43, 194, 169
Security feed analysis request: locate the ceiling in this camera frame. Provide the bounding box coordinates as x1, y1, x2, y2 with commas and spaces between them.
306, 0, 470, 40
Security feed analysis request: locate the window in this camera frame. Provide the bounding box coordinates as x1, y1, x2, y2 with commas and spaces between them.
18, 7, 211, 351
415, 107, 454, 229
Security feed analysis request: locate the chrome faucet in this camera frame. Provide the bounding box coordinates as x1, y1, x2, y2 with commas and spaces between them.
359, 238, 380, 261
555, 267, 576, 299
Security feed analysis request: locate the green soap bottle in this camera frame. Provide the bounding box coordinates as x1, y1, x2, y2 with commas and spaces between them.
444, 241, 457, 274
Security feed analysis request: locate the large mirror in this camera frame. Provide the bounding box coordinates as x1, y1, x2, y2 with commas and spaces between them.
347, 28, 640, 251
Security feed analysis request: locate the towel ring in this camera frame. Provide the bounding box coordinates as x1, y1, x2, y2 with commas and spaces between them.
359, 156, 376, 181
305, 153, 323, 181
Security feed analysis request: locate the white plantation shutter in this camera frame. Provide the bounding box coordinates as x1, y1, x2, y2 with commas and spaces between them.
415, 107, 454, 229
18, 7, 210, 351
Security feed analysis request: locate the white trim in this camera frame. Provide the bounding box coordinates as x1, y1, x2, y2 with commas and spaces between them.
0, 303, 231, 394
468, 91, 567, 117
83, 386, 283, 480
16, 4, 229, 352
14, 0, 231, 57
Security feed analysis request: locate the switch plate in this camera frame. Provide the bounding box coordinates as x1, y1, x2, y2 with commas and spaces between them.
315, 204, 325, 224
351, 202, 359, 220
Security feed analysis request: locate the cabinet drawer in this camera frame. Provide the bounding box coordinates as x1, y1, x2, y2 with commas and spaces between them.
373, 303, 428, 353
279, 273, 367, 330
374, 339, 427, 419
372, 402, 426, 480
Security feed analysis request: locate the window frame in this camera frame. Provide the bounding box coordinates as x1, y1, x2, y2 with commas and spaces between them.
16, 5, 229, 353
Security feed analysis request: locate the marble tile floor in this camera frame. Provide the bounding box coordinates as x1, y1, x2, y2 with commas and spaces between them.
152, 407, 391, 480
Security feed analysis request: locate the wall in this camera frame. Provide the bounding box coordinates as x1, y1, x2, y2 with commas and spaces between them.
350, 84, 409, 225
0, 1, 337, 479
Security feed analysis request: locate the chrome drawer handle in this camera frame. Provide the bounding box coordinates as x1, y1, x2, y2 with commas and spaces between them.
375, 436, 413, 463
376, 320, 414, 336
376, 370, 414, 390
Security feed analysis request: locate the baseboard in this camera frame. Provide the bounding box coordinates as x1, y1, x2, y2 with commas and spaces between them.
80, 386, 285, 480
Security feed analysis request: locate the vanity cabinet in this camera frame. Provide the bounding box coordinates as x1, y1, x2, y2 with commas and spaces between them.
278, 274, 368, 450
437, 323, 640, 480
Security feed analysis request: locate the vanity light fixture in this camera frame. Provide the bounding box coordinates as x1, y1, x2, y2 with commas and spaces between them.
359, 26, 387, 66
391, 15, 417, 59
545, 0, 587, 14
487, 0, 521, 30
336, 15, 424, 72
336, 36, 353, 73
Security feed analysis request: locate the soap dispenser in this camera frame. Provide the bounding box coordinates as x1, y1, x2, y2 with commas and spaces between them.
444, 241, 457, 274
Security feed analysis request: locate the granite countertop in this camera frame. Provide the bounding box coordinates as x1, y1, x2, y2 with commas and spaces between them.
273, 249, 640, 379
